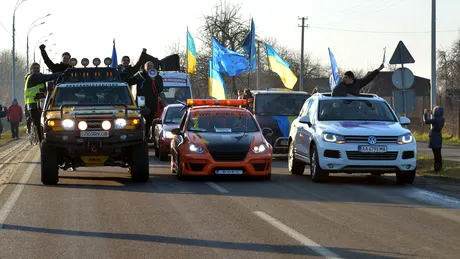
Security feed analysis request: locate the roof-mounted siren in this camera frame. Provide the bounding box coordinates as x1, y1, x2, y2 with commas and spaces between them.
81, 58, 90, 68
104, 57, 113, 67
93, 58, 101, 67
69, 58, 78, 67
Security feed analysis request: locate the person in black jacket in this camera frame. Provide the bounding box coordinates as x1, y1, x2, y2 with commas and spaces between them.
117, 49, 149, 82
39, 44, 72, 73
423, 106, 445, 172
332, 64, 384, 96
127, 61, 164, 138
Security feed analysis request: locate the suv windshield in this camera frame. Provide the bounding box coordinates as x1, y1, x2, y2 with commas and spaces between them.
160, 87, 191, 105
187, 110, 259, 133
52, 86, 133, 107
164, 106, 185, 124
255, 93, 310, 116
318, 99, 397, 122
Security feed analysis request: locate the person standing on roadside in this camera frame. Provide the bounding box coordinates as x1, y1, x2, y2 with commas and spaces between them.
423, 106, 445, 172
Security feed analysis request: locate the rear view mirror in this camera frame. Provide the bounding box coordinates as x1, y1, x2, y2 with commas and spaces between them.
262, 127, 273, 136
299, 115, 311, 124
137, 96, 145, 107
400, 116, 411, 125
171, 128, 182, 135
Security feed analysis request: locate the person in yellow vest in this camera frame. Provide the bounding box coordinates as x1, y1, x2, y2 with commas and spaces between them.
24, 62, 61, 142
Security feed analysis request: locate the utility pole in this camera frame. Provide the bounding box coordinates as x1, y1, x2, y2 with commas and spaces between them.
12, 14, 16, 100
431, 0, 436, 109
298, 17, 309, 92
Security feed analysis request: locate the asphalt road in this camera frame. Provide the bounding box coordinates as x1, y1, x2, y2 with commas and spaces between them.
1, 142, 460, 258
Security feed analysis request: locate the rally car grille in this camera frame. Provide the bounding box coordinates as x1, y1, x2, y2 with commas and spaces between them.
344, 136, 398, 143
211, 152, 247, 162
346, 151, 398, 160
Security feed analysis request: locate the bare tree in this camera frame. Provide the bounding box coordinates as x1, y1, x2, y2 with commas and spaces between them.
0, 49, 27, 106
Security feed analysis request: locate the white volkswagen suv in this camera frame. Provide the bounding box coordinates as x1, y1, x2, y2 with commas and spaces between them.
288, 93, 417, 184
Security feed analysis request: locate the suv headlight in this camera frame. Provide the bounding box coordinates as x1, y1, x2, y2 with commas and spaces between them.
251, 144, 267, 154
115, 119, 127, 129
62, 119, 75, 131
321, 132, 345, 144
189, 143, 206, 154
397, 133, 413, 144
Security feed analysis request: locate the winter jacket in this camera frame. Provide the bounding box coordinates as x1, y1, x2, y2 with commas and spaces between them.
127, 70, 164, 115
332, 70, 380, 96
40, 46, 72, 73
7, 104, 23, 123
423, 106, 445, 149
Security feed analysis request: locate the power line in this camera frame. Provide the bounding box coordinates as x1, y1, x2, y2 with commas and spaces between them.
309, 26, 459, 34
0, 20, 11, 33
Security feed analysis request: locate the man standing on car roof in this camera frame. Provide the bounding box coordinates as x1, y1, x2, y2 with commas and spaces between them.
117, 48, 149, 82
39, 44, 72, 73
332, 63, 384, 96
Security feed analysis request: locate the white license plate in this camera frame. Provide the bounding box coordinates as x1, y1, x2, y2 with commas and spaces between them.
80, 131, 109, 138
358, 145, 387, 153
215, 170, 243, 175
280, 140, 288, 146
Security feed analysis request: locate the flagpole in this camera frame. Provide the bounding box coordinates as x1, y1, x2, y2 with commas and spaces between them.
256, 39, 260, 90
247, 18, 251, 90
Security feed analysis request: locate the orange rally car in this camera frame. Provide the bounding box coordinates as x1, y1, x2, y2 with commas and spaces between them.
170, 99, 273, 180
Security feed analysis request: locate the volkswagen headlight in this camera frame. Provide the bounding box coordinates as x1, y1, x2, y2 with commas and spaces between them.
251, 144, 267, 154
62, 119, 75, 130
115, 119, 127, 129
163, 131, 174, 139
397, 133, 413, 144
321, 132, 345, 144
188, 143, 206, 153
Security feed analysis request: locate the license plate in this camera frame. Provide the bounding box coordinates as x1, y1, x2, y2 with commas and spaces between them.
215, 170, 243, 175
358, 145, 387, 153
80, 131, 109, 138
280, 140, 288, 146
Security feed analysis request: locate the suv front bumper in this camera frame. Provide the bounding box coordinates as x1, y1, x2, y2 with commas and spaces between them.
316, 142, 417, 173
43, 130, 145, 149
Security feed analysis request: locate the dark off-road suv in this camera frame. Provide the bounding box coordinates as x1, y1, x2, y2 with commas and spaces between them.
40, 58, 149, 185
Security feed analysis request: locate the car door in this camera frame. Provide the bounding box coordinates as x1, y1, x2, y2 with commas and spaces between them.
292, 98, 314, 158
303, 99, 319, 160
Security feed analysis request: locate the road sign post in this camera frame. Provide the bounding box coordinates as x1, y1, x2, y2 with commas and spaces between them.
390, 41, 415, 117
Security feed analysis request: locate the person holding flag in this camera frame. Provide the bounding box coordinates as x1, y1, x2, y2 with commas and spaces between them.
332, 63, 384, 97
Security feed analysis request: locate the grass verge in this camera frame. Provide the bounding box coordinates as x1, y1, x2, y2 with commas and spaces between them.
417, 155, 460, 179
413, 132, 460, 146
0, 124, 27, 146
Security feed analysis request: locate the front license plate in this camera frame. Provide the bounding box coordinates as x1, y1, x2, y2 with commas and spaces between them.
358, 145, 387, 153
215, 170, 243, 175
80, 131, 109, 138
280, 140, 289, 146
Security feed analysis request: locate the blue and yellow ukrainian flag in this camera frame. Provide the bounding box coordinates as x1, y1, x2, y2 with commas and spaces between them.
187, 30, 197, 74
265, 43, 297, 89
208, 60, 227, 100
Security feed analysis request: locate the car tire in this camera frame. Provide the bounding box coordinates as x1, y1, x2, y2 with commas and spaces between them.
310, 145, 329, 183
130, 141, 150, 182
40, 142, 59, 185
288, 141, 305, 175
154, 140, 159, 158
158, 143, 169, 161
396, 170, 416, 184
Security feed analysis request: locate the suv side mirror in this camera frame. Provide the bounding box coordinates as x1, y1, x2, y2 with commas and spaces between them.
299, 115, 311, 126
171, 128, 183, 135
262, 127, 273, 137
400, 116, 411, 125
137, 96, 145, 107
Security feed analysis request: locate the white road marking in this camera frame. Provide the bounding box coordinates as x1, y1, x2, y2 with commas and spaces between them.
205, 182, 229, 193
253, 211, 342, 259
0, 152, 40, 229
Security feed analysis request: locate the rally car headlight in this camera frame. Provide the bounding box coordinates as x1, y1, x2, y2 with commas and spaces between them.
163, 131, 174, 139
397, 133, 413, 144
322, 132, 345, 144
252, 144, 267, 154
188, 143, 206, 154
62, 119, 75, 130
115, 119, 127, 129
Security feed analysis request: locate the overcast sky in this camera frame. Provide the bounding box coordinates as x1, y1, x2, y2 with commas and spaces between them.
1, 0, 459, 79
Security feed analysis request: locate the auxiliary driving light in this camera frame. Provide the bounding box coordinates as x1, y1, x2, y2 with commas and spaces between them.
102, 120, 111, 130
81, 58, 90, 67
78, 121, 88, 131
93, 58, 101, 67
104, 57, 113, 66
120, 134, 127, 140
69, 58, 78, 67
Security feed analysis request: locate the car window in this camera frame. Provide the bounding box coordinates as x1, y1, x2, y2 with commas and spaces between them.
164, 107, 185, 124
301, 98, 314, 117
317, 99, 397, 122
52, 86, 133, 107
187, 110, 259, 133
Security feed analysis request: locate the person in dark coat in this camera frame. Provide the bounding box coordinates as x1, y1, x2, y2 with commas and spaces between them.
423, 106, 445, 172
127, 61, 164, 138
7, 99, 23, 139
117, 49, 148, 82
39, 44, 72, 73
332, 64, 384, 96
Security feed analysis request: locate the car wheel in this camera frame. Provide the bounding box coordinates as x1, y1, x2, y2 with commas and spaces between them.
130, 141, 150, 182
310, 145, 329, 183
288, 141, 305, 175
154, 139, 159, 158
396, 170, 416, 184
41, 142, 59, 185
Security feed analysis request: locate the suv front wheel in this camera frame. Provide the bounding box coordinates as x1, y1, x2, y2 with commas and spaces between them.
130, 141, 150, 182
288, 141, 305, 175
396, 170, 416, 184
40, 142, 59, 185
310, 145, 329, 183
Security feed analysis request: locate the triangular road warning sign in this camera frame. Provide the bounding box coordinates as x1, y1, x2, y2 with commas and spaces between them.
389, 41, 415, 64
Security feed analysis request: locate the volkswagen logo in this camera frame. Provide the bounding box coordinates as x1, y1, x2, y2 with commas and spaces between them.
368, 136, 377, 145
